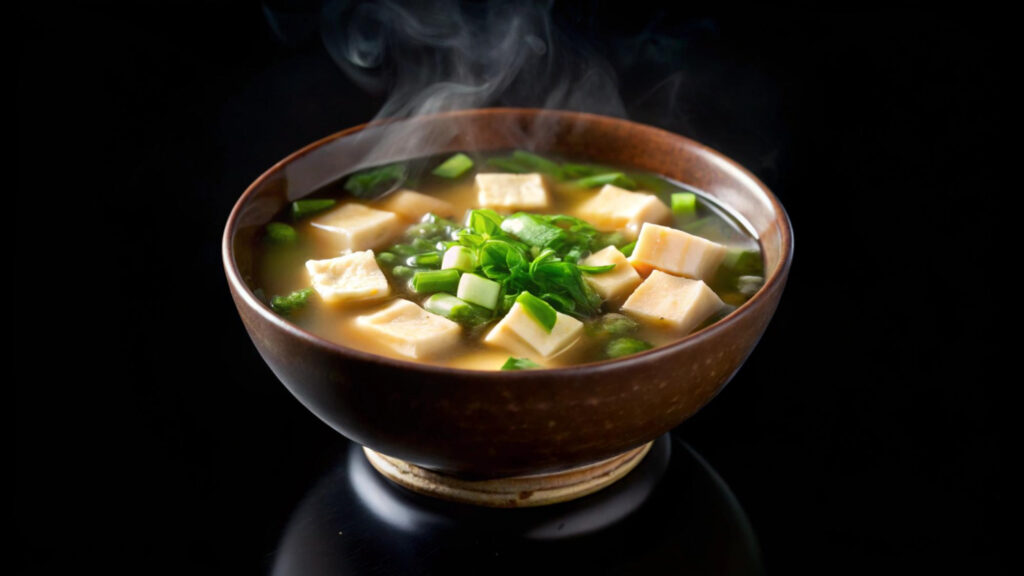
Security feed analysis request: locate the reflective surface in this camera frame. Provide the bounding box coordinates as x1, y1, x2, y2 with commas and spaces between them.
272, 435, 761, 575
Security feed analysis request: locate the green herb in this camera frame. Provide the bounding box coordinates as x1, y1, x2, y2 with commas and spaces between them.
264, 222, 297, 245
391, 265, 417, 280
500, 212, 567, 250
376, 252, 397, 265
423, 293, 492, 326
457, 273, 502, 310
344, 163, 407, 198
671, 192, 697, 215
511, 150, 561, 174
605, 337, 653, 359
577, 263, 616, 274
432, 153, 474, 178
501, 357, 541, 370
406, 252, 442, 268
618, 241, 636, 257
574, 172, 637, 190
723, 248, 762, 276
270, 287, 314, 315
442, 245, 477, 271
516, 291, 557, 332
291, 199, 336, 219
411, 269, 460, 294
560, 162, 614, 179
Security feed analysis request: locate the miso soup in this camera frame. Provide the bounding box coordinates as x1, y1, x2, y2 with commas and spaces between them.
250, 150, 764, 370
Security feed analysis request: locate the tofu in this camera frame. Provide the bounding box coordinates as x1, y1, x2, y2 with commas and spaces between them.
305, 250, 390, 304
375, 189, 456, 221
580, 246, 642, 307
355, 299, 461, 359
628, 222, 728, 282
309, 203, 402, 252
484, 302, 583, 359
576, 184, 671, 237
620, 270, 725, 334
476, 173, 549, 210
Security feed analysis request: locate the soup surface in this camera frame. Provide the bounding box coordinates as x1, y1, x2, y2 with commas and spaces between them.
250, 150, 764, 370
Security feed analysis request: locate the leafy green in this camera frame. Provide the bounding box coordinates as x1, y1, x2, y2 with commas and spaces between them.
432, 153, 474, 178
501, 357, 541, 370
270, 287, 314, 315
516, 291, 557, 332
344, 163, 407, 198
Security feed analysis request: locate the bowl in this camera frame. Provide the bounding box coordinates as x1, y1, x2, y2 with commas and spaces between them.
222, 108, 793, 483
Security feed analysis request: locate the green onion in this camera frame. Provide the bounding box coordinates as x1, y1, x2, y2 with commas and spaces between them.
511, 150, 561, 174
391, 265, 417, 279
737, 275, 764, 296
406, 252, 442, 268
501, 357, 541, 370
577, 263, 616, 274
270, 287, 314, 315
516, 291, 557, 333
442, 245, 477, 271
432, 153, 475, 178
457, 273, 501, 310
574, 172, 637, 190
411, 269, 460, 294
485, 157, 533, 173
724, 248, 762, 276
376, 252, 397, 265
344, 163, 407, 198
423, 293, 492, 326
605, 337, 653, 359
264, 222, 297, 245
500, 212, 567, 249
291, 199, 336, 219
671, 192, 697, 215
560, 163, 613, 179
618, 241, 637, 257
586, 313, 639, 338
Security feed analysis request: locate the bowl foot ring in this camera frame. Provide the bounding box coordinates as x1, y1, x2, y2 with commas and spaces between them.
363, 442, 653, 508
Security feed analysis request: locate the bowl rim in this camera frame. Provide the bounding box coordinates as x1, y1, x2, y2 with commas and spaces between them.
222, 107, 793, 378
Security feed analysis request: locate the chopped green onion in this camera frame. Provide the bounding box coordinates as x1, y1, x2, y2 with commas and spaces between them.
574, 172, 637, 190
270, 287, 314, 315
291, 199, 336, 219
724, 248, 762, 275
618, 241, 637, 257
671, 192, 697, 215
457, 273, 501, 310
501, 357, 541, 370
411, 269, 460, 294
737, 275, 764, 296
605, 337, 653, 359
376, 251, 397, 265
344, 163, 407, 198
511, 150, 561, 174
500, 212, 567, 249
442, 245, 477, 271
391, 265, 417, 279
577, 263, 616, 274
432, 153, 475, 178
516, 291, 557, 333
264, 222, 297, 245
560, 163, 613, 179
485, 157, 533, 173
586, 313, 640, 338
423, 293, 492, 326
406, 252, 442, 268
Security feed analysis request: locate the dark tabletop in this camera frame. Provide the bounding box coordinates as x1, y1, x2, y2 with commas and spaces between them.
17, 2, 1007, 574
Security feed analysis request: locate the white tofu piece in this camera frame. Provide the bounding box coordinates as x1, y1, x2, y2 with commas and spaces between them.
484, 302, 583, 359
620, 270, 725, 334
305, 250, 390, 304
476, 173, 549, 210
309, 203, 402, 252
355, 299, 461, 359
375, 189, 456, 221
581, 245, 642, 306
628, 222, 728, 282
576, 184, 671, 237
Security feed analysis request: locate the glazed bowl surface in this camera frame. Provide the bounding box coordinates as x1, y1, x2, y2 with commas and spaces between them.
223, 108, 792, 478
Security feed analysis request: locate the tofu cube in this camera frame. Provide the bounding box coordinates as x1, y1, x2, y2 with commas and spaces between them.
476, 173, 549, 210
620, 270, 725, 334
581, 245, 642, 306
375, 189, 456, 221
306, 250, 390, 304
628, 222, 728, 282
310, 203, 402, 252
355, 299, 461, 359
484, 302, 583, 359
576, 184, 671, 237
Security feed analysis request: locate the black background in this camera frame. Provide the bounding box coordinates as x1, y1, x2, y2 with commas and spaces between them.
17, 2, 1006, 574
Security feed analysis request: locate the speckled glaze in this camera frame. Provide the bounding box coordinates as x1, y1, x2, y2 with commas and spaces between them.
223, 108, 793, 478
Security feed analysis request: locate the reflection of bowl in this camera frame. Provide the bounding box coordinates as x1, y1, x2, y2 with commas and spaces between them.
222, 108, 793, 479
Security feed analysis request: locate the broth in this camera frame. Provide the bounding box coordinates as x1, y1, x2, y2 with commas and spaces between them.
250, 150, 764, 370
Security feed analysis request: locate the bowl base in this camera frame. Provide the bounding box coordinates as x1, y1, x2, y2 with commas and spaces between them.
363, 442, 653, 508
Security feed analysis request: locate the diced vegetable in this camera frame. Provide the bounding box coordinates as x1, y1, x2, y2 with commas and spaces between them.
264, 222, 297, 245
432, 153, 475, 178
406, 252, 442, 268
574, 172, 637, 190
501, 357, 541, 370
671, 192, 697, 216
412, 269, 461, 294
291, 199, 337, 219
423, 293, 492, 326
457, 273, 501, 310
586, 313, 640, 337
442, 245, 477, 272
515, 291, 557, 333
605, 337, 653, 358
344, 163, 407, 198
270, 287, 314, 315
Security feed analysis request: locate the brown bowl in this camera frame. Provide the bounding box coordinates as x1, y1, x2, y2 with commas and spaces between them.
222, 108, 793, 479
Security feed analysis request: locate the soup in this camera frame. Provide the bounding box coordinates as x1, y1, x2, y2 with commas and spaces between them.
250, 150, 764, 370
